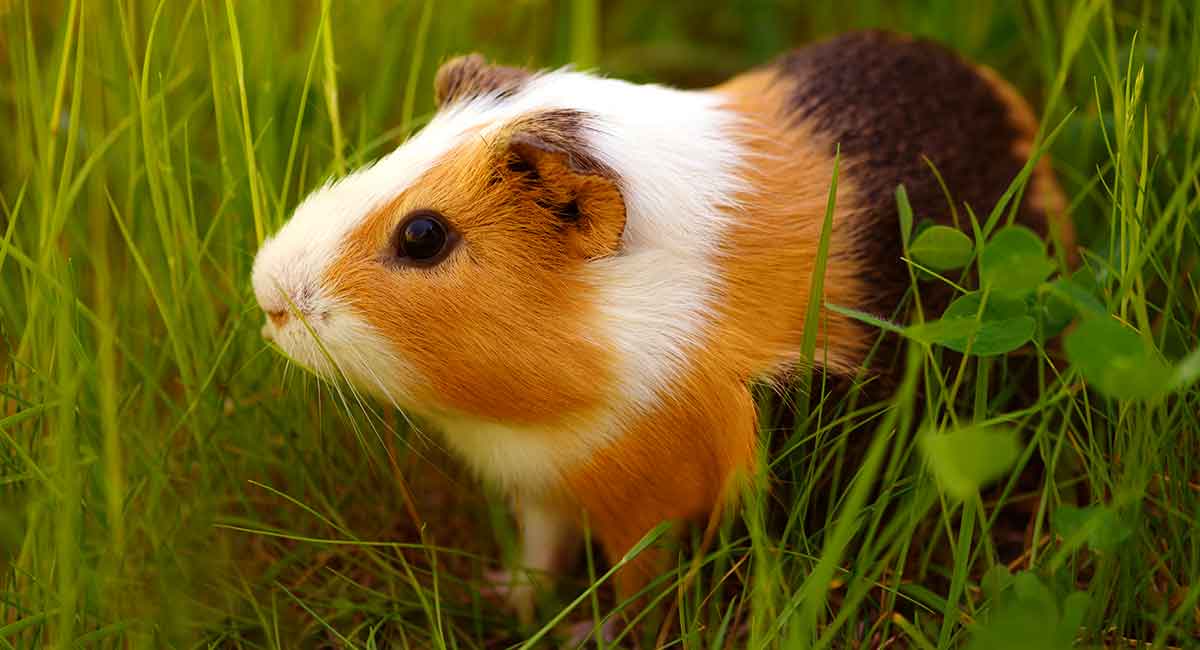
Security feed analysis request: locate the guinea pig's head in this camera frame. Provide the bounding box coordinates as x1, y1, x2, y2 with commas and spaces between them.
251, 55, 627, 427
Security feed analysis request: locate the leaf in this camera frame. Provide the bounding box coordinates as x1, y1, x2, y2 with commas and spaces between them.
1057, 592, 1090, 648
1057, 273, 1107, 315
896, 184, 914, 249
919, 425, 1021, 500
825, 303, 906, 335
1064, 317, 1172, 400
909, 225, 974, 271
968, 570, 1089, 650
1052, 505, 1135, 552
1036, 276, 1108, 340
966, 606, 1058, 650
981, 564, 1013, 601
1094, 515, 1137, 551
967, 583, 1060, 650
1012, 571, 1057, 614
1051, 505, 1090, 543
907, 291, 1035, 356
1034, 296, 1074, 342
980, 226, 1056, 291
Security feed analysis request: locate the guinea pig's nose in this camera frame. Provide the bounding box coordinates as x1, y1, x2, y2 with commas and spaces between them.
266, 310, 289, 328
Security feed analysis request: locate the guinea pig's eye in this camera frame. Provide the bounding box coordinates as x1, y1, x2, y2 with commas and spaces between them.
393, 210, 456, 265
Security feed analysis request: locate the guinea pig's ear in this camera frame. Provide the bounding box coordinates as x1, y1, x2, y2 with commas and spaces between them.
503, 114, 627, 259
434, 54, 531, 107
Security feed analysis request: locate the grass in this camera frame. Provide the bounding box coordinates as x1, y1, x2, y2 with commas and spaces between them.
1, 0, 1198, 647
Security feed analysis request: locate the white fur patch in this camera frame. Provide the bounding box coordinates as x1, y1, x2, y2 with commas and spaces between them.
252, 67, 747, 495
529, 75, 747, 413
430, 409, 621, 495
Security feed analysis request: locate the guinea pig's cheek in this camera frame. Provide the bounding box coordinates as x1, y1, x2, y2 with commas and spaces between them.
403, 311, 618, 426
313, 307, 427, 404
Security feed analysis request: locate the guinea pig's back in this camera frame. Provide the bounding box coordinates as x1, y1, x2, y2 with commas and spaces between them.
772, 30, 1072, 316
701, 30, 1073, 382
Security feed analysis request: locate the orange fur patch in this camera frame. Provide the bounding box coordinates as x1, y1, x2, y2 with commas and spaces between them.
711, 69, 874, 377
562, 363, 758, 601
324, 127, 623, 427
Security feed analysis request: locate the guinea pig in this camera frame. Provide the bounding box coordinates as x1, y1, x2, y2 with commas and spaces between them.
251, 29, 1072, 624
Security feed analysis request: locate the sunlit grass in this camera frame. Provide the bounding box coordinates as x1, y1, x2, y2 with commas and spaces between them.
1, 0, 1197, 648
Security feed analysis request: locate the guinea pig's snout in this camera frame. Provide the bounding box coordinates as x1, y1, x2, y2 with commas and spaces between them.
266, 310, 290, 328
251, 247, 331, 342
253, 283, 298, 342
253, 274, 305, 328
258, 307, 287, 343
254, 283, 327, 341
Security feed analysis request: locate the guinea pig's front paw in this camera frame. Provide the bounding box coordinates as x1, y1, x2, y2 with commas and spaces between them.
481, 567, 541, 626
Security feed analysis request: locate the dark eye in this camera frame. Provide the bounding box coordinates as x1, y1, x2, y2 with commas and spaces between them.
394, 210, 454, 264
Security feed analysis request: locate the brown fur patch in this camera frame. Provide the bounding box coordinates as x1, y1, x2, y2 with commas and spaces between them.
324, 114, 624, 426
973, 64, 1077, 261
506, 109, 616, 178
434, 54, 531, 107
502, 110, 627, 259
771, 30, 1074, 318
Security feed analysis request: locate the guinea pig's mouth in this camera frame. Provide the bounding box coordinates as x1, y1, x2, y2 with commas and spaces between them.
258, 306, 413, 405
